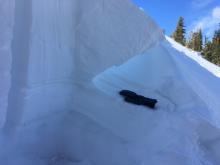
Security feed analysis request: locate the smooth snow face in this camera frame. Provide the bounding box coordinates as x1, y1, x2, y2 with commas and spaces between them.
0, 0, 14, 127
28, 0, 163, 84
0, 0, 163, 129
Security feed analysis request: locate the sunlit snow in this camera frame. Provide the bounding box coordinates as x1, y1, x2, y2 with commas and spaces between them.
0, 0, 220, 165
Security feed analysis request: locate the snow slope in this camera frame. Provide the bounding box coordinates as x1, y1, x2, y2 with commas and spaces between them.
164, 37, 220, 127
1, 0, 220, 165
166, 37, 220, 78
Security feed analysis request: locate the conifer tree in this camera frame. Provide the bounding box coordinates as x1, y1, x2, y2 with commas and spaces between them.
197, 29, 203, 51
202, 36, 213, 62
191, 32, 198, 50
212, 27, 220, 65
172, 17, 186, 45
186, 32, 193, 49
187, 29, 203, 52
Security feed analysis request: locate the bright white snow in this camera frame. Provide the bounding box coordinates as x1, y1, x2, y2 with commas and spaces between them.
0, 0, 220, 165
166, 36, 220, 78
1, 0, 163, 133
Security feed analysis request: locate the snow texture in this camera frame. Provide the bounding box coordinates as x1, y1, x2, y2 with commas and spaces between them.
1, 0, 220, 165
0, 0, 14, 128
1, 0, 164, 133
164, 37, 220, 127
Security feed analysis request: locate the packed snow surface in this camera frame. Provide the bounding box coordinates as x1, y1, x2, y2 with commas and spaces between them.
1, 0, 220, 165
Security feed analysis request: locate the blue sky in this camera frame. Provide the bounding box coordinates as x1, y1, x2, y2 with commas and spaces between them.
132, 0, 220, 38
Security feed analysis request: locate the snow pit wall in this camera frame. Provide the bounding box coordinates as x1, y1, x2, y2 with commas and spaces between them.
0, 0, 15, 128
0, 0, 164, 127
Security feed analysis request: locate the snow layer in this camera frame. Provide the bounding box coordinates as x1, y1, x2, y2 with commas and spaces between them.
1, 0, 163, 132
0, 0, 14, 127
1, 0, 220, 165
3, 40, 220, 165
28, 0, 163, 83
93, 39, 220, 164
164, 37, 220, 127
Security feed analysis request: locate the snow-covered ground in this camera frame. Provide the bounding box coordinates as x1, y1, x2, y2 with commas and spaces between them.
166, 37, 220, 78
1, 0, 220, 165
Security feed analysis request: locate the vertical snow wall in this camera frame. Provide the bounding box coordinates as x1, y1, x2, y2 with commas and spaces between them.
0, 0, 14, 127
0, 0, 164, 130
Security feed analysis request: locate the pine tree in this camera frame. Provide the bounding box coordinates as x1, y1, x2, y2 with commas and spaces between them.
192, 32, 198, 50
198, 29, 203, 52
202, 36, 213, 62
186, 32, 193, 49
172, 17, 186, 45
187, 29, 203, 52
212, 27, 220, 65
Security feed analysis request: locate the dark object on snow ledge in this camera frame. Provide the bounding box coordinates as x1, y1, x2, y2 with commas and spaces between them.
119, 90, 157, 109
